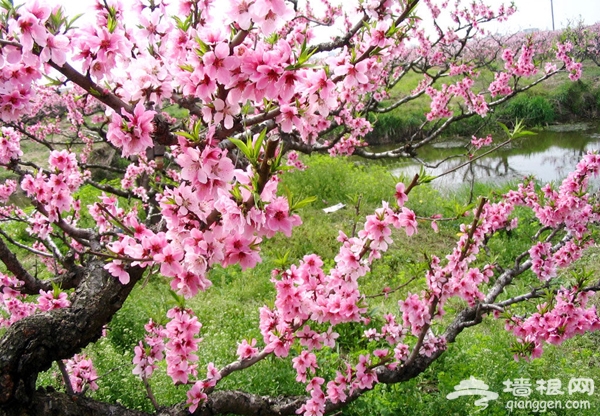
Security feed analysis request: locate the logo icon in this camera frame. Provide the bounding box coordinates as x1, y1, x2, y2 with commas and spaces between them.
447, 376, 499, 411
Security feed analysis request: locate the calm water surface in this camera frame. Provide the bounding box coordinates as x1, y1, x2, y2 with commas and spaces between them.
379, 123, 600, 191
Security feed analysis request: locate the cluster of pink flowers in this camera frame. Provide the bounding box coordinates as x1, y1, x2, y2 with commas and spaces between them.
0, 179, 16, 203
488, 71, 513, 97
20, 150, 84, 223
100, 135, 308, 298
0, 127, 23, 165
107, 103, 157, 158
121, 157, 158, 202
425, 76, 488, 121
249, 193, 424, 407
64, 354, 99, 393
556, 42, 583, 81
186, 362, 221, 412
423, 200, 514, 316
505, 152, 600, 238
1, 274, 34, 327
132, 319, 166, 379
425, 85, 453, 120
1, 273, 70, 328
164, 307, 202, 385
292, 350, 319, 383
508, 288, 600, 360
399, 293, 431, 336
37, 289, 70, 311
502, 44, 537, 77
296, 354, 379, 416
529, 242, 556, 281
132, 308, 202, 386
498, 152, 600, 359
470, 134, 493, 149
286, 151, 307, 171
72, 9, 131, 80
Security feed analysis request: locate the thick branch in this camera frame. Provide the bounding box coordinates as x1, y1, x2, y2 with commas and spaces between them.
0, 237, 43, 291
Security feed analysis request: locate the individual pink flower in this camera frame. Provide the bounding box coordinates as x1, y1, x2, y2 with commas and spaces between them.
107, 103, 156, 158
393, 207, 418, 236
228, 0, 253, 30
186, 381, 208, 412
204, 98, 240, 130
237, 338, 259, 360
394, 182, 408, 207
10, 11, 48, 51
278, 104, 302, 133
203, 42, 238, 85
335, 60, 369, 88
39, 33, 70, 66
154, 244, 184, 277
104, 260, 130, 284
265, 197, 301, 237
37, 289, 70, 311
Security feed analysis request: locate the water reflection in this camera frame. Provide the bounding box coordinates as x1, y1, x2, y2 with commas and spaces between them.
383, 123, 600, 191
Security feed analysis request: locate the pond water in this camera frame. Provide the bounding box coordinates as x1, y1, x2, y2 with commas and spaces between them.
378, 122, 600, 191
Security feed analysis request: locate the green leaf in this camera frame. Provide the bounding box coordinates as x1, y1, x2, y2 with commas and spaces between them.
175, 120, 204, 142
369, 46, 386, 57
173, 15, 191, 31
513, 130, 537, 138
253, 128, 266, 160
270, 142, 286, 173
168, 290, 186, 309
230, 184, 244, 203
179, 63, 194, 72
385, 21, 398, 37
42, 74, 63, 86
195, 38, 209, 56
51, 282, 62, 298
229, 137, 253, 162
291, 195, 317, 211
416, 165, 435, 184
88, 87, 103, 97
498, 121, 510, 137
107, 14, 117, 33
65, 13, 84, 30
0, 0, 15, 13
174, 131, 197, 141
273, 249, 291, 269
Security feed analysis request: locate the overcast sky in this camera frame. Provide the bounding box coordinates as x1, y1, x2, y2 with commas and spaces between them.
56, 0, 600, 34
477, 0, 600, 32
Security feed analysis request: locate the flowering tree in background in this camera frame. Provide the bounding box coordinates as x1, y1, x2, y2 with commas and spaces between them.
0, 0, 599, 415
560, 21, 600, 67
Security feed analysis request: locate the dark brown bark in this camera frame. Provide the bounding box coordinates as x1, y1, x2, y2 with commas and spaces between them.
0, 389, 149, 416
0, 389, 307, 416
0, 237, 86, 295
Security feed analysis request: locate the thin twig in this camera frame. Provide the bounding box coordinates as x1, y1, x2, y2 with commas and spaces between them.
143, 376, 160, 411
57, 360, 75, 396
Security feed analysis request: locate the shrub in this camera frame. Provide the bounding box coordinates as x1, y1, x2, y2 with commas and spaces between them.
496, 94, 555, 127
551, 80, 598, 120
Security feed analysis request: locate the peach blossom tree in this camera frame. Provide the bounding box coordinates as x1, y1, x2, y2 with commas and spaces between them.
0, 0, 598, 415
